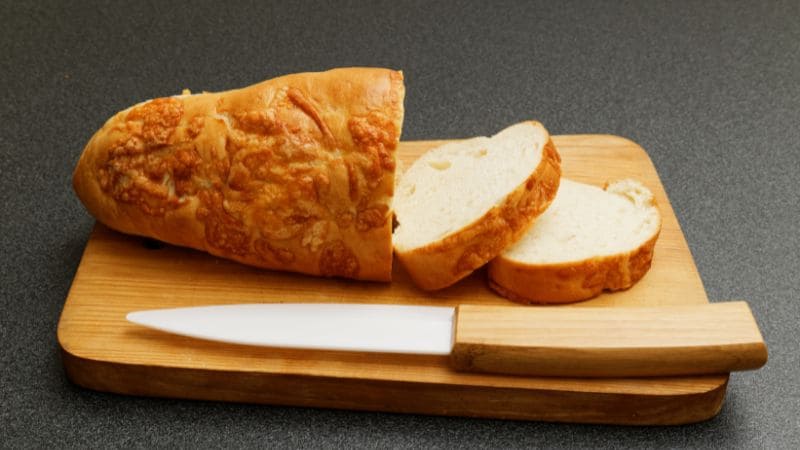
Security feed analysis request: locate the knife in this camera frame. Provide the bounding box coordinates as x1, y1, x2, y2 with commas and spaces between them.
127, 301, 767, 378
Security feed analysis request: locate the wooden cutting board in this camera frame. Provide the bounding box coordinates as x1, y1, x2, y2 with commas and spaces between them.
58, 135, 729, 425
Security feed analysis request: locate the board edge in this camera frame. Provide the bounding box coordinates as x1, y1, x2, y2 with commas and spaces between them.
59, 344, 729, 426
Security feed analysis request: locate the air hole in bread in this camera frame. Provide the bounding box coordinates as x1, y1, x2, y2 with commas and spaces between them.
428, 160, 451, 170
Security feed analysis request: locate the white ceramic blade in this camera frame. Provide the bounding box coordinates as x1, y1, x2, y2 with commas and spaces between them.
127, 303, 455, 355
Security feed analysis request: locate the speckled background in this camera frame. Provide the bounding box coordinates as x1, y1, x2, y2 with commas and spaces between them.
2, 0, 798, 447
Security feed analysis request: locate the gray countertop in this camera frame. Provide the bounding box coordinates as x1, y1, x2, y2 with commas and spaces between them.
2, 0, 798, 447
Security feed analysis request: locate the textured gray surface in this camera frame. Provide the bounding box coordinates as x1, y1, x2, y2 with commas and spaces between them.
2, 0, 798, 447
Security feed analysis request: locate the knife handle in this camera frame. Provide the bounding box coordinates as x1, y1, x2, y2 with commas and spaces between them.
449, 301, 767, 378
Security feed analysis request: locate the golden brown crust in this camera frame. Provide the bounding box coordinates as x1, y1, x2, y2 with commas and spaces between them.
73, 68, 405, 281
487, 224, 661, 304
394, 135, 562, 291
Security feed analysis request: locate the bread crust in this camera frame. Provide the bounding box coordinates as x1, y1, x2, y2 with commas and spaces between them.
395, 131, 562, 291
73, 68, 405, 281
487, 200, 661, 304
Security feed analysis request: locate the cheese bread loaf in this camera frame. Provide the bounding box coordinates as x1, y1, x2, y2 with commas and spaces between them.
73, 68, 405, 281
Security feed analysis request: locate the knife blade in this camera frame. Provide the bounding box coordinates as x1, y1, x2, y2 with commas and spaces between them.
127, 301, 767, 378
128, 303, 454, 355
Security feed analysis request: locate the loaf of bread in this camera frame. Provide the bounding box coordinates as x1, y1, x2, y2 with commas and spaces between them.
73, 68, 405, 281
488, 179, 662, 303
393, 121, 561, 290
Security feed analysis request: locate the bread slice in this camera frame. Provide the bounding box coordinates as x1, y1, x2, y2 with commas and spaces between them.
73, 68, 405, 281
488, 178, 662, 303
393, 121, 561, 290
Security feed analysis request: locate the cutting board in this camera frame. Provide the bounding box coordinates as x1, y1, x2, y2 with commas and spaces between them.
58, 135, 729, 425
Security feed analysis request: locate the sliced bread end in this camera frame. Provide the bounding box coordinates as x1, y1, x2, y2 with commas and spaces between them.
393, 121, 562, 291
488, 179, 662, 303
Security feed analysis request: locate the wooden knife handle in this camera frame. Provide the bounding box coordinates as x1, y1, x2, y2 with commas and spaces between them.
449, 302, 767, 378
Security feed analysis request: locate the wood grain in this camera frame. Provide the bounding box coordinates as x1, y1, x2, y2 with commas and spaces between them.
450, 302, 767, 377
58, 134, 732, 425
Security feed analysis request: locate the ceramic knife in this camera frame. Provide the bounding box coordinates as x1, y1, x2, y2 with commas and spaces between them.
127, 301, 767, 378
